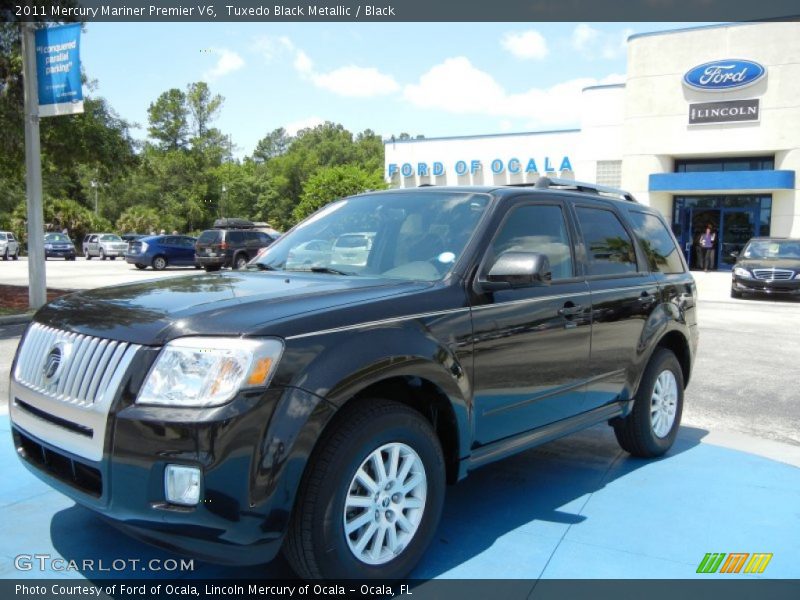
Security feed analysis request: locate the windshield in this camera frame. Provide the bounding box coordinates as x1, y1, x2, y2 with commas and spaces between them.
45, 233, 70, 242
743, 240, 800, 260
255, 191, 490, 281
100, 234, 123, 242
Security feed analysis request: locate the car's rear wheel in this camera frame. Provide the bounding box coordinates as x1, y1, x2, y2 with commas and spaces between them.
84, 249, 91, 260
203, 265, 221, 272
233, 253, 248, 270
284, 399, 445, 580
12, 249, 19, 260
152, 256, 167, 271
99, 248, 106, 260
134, 263, 147, 270
613, 348, 684, 457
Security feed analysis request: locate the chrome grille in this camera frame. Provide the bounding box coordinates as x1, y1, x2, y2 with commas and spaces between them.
753, 268, 794, 281
14, 323, 139, 407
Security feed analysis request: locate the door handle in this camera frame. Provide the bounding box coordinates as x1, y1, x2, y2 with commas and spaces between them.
557, 303, 584, 317
637, 292, 656, 305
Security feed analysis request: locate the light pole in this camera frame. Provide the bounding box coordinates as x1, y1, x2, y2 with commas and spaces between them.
221, 184, 227, 219
91, 179, 99, 214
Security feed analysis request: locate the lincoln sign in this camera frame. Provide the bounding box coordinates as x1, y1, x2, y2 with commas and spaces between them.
688, 99, 760, 125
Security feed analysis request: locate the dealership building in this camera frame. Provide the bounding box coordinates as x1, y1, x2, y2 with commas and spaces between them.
384, 21, 800, 270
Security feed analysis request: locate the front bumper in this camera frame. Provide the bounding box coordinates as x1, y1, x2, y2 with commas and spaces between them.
45, 249, 76, 258
10, 377, 334, 565
732, 275, 800, 296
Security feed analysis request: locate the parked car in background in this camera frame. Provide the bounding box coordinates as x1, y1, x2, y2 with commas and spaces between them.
0, 231, 20, 260
195, 223, 276, 271
731, 237, 800, 298
121, 233, 146, 244
331, 232, 375, 267
44, 232, 76, 260
125, 235, 199, 271
285, 239, 333, 269
82, 233, 129, 260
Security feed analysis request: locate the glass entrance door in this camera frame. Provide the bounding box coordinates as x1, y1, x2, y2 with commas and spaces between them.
718, 209, 757, 269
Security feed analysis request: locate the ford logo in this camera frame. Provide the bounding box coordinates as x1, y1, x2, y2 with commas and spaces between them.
684, 59, 765, 92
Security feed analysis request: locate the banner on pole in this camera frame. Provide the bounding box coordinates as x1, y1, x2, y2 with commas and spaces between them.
35, 23, 84, 117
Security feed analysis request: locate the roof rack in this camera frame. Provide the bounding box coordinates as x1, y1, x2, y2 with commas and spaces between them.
509, 177, 638, 203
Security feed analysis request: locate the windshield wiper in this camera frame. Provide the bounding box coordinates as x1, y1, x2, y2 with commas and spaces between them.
284, 267, 356, 276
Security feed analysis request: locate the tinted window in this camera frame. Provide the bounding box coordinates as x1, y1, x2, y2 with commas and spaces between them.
575, 207, 638, 276
198, 230, 221, 244
8, 233, 15, 241
180, 237, 196, 248
256, 232, 271, 244
227, 231, 245, 244
628, 212, 685, 274
488, 204, 574, 280
0, 233, 6, 240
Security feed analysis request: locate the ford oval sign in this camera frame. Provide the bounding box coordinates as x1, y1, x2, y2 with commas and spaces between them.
684, 59, 765, 92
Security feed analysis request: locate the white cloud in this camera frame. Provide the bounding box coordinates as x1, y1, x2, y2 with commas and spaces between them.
284, 116, 324, 136
203, 48, 245, 80
404, 56, 624, 128
501, 30, 549, 60
570, 24, 633, 60
312, 66, 400, 98
251, 35, 294, 61
251, 35, 398, 98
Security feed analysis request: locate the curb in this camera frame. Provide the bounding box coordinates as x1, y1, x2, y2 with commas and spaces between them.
0, 313, 33, 326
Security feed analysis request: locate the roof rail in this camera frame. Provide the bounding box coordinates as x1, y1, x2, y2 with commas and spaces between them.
514, 177, 638, 203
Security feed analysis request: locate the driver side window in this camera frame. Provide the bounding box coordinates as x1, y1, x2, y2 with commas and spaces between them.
487, 204, 574, 280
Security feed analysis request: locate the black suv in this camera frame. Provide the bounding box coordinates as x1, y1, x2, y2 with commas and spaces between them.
9, 179, 697, 580
195, 218, 276, 271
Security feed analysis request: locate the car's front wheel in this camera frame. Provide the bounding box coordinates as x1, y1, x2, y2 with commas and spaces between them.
99, 248, 106, 260
613, 348, 684, 457
284, 399, 445, 580
233, 253, 248, 270
12, 249, 19, 260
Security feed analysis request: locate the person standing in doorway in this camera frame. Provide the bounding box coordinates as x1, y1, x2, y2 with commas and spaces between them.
698, 223, 716, 272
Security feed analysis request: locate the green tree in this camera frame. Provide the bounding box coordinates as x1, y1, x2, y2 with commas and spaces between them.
293, 164, 386, 222
186, 82, 222, 139
116, 206, 173, 234
147, 88, 189, 151
10, 197, 112, 247
253, 127, 291, 163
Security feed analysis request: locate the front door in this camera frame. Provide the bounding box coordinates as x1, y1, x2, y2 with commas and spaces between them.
471, 199, 592, 446
718, 209, 757, 270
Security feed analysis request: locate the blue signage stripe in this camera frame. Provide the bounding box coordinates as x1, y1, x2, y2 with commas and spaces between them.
649, 170, 794, 192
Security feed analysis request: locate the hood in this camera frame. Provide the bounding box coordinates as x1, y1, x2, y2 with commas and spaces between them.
736, 258, 800, 272
35, 271, 431, 345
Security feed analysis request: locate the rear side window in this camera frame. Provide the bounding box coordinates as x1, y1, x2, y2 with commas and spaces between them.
8, 233, 15, 241
628, 211, 685, 274
575, 206, 638, 276
198, 231, 221, 244
227, 231, 245, 244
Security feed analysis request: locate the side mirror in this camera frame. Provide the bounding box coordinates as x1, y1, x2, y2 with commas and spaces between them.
730, 251, 739, 258
482, 252, 551, 290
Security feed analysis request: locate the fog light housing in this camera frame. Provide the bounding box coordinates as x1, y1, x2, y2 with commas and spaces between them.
165, 465, 201, 506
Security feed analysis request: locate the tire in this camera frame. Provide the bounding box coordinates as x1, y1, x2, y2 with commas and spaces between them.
110, 256, 116, 261
233, 253, 248, 270
284, 399, 445, 580
614, 348, 684, 458
99, 248, 106, 260
152, 256, 167, 271
2, 249, 7, 261
85, 250, 91, 260
204, 265, 221, 272
12, 249, 19, 261
135, 263, 147, 270
731, 288, 743, 299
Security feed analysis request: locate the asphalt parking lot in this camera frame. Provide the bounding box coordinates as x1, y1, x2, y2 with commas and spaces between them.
1, 269, 799, 580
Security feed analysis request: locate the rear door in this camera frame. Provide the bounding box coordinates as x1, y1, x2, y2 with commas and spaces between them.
177, 237, 196, 264
569, 199, 659, 411
470, 197, 592, 445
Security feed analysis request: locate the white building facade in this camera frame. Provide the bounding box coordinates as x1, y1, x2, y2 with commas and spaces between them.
384, 22, 800, 270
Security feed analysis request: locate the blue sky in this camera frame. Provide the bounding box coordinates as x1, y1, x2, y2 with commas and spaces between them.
80, 22, 712, 157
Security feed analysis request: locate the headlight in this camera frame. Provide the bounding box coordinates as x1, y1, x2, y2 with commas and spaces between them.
136, 337, 284, 407
140, 242, 148, 252
795, 272, 800, 280
733, 267, 750, 278
44, 244, 52, 249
